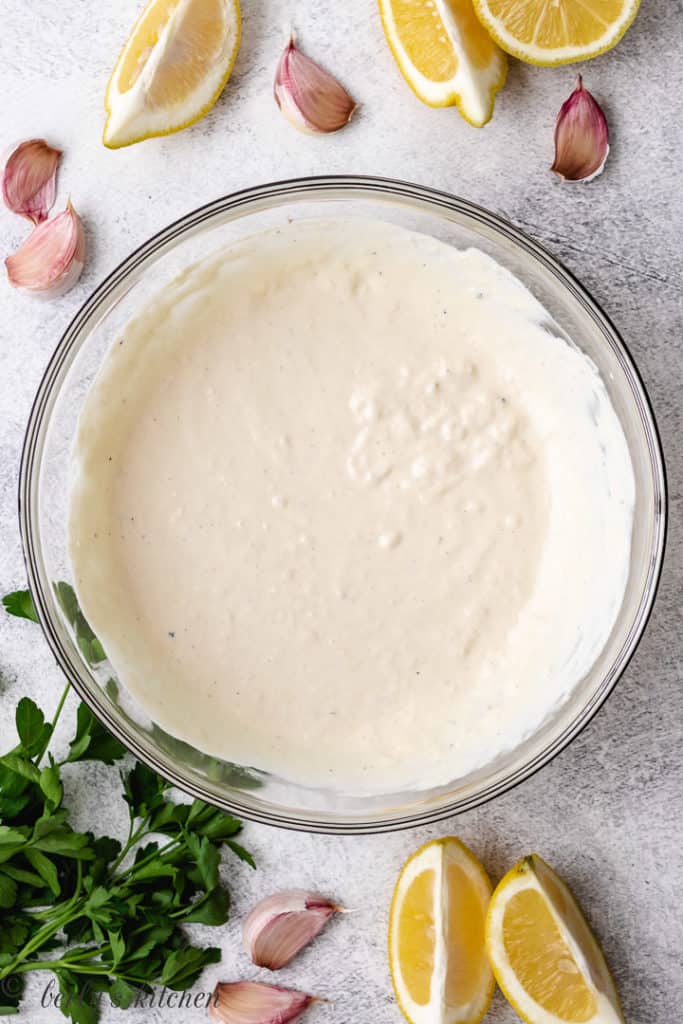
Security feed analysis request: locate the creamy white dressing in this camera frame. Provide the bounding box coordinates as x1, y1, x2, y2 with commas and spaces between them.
68, 220, 634, 794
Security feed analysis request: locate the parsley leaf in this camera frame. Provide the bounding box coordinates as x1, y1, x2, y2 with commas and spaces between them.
2, 590, 38, 623
15, 698, 52, 758
56, 972, 99, 1024
0, 873, 18, 909
24, 849, 60, 896
39, 762, 63, 808
54, 582, 106, 666
225, 838, 257, 869
0, 584, 254, 1022
0, 755, 41, 784
66, 703, 127, 765
121, 761, 168, 818
160, 946, 221, 990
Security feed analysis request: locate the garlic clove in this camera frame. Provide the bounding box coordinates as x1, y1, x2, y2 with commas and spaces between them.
243, 890, 339, 970
1, 139, 62, 223
5, 199, 86, 298
274, 37, 356, 134
551, 76, 609, 183
209, 982, 314, 1024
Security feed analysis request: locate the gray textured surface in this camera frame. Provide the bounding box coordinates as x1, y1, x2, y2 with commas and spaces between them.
1, 1, 682, 1022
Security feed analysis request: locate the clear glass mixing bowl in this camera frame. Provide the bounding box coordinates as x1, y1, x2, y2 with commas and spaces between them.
19, 176, 667, 834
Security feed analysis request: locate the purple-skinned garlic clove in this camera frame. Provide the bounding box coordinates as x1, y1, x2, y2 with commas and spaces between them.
243, 890, 339, 970
208, 981, 315, 1024
5, 198, 85, 298
1, 139, 62, 223
551, 76, 609, 182
274, 37, 356, 134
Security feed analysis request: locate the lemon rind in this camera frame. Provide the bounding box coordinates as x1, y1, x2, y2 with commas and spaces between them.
103, 0, 242, 149
389, 837, 495, 1024
471, 0, 640, 67
485, 855, 625, 1024
378, 0, 507, 127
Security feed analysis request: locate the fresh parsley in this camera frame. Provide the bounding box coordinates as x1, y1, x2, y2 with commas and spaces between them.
1, 588, 254, 1022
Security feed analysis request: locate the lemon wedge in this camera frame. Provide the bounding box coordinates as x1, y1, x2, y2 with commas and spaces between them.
471, 0, 640, 66
389, 837, 494, 1024
485, 854, 624, 1024
378, 0, 507, 127
104, 0, 241, 149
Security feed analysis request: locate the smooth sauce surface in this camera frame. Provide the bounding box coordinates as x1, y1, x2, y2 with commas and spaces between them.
69, 221, 634, 793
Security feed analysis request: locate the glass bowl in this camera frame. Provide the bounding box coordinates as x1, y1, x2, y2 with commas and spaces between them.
19, 176, 667, 834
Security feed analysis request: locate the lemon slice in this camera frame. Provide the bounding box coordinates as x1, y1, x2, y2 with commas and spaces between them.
485, 854, 625, 1024
378, 0, 507, 127
471, 0, 640, 66
104, 0, 241, 149
389, 837, 494, 1024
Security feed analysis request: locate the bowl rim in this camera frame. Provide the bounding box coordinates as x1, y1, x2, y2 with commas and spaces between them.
18, 174, 668, 834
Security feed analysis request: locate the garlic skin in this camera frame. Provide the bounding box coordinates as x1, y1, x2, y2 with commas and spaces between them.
1, 139, 61, 223
551, 76, 609, 183
5, 199, 85, 298
274, 37, 356, 134
243, 890, 339, 970
209, 982, 314, 1024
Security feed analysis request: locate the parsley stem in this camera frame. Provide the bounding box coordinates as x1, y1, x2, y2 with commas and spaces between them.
113, 834, 181, 882
34, 681, 71, 765
11, 960, 152, 984
0, 590, 251, 1018
108, 819, 151, 874
29, 899, 74, 920
0, 907, 77, 978
0, 862, 84, 979
50, 681, 71, 735
53, 947, 104, 964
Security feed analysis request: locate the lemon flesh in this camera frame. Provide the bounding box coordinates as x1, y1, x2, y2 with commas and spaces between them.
472, 0, 640, 65
104, 0, 241, 148
378, 0, 507, 126
486, 854, 625, 1024
389, 837, 494, 1024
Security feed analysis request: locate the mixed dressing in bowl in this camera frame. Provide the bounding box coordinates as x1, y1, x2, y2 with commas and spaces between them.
68, 219, 634, 794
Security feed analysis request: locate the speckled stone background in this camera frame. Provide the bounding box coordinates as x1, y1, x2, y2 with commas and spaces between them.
1, 2, 682, 1022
